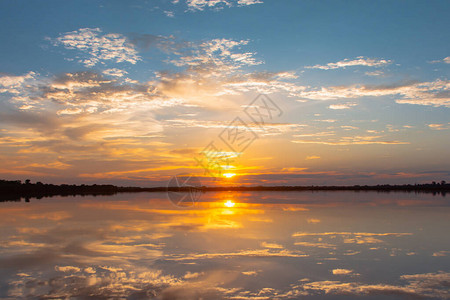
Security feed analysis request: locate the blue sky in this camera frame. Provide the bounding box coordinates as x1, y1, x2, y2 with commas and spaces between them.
0, 0, 449, 186
2, 0, 449, 77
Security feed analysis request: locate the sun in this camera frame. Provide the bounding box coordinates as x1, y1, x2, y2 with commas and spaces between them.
223, 172, 236, 178
224, 200, 235, 207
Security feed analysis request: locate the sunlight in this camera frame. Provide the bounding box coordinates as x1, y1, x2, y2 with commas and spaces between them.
224, 200, 235, 208
223, 172, 236, 178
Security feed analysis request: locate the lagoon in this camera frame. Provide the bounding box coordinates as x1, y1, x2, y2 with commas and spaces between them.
0, 191, 449, 299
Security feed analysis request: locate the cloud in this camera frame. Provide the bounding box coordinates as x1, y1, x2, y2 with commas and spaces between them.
292, 232, 411, 246
186, 0, 230, 11
147, 38, 298, 108
365, 70, 384, 76
299, 272, 450, 298
241, 270, 260, 276
261, 241, 284, 249
430, 56, 450, 64
332, 269, 360, 276
9, 266, 181, 299
396, 97, 450, 107
11, 268, 448, 299
0, 71, 181, 182
305, 56, 392, 70
328, 102, 357, 110
167, 38, 262, 72
49, 30, 449, 110
164, 10, 175, 17
432, 251, 449, 257
2, 29, 449, 183
294, 242, 336, 249
292, 232, 412, 238
307, 218, 320, 224
296, 79, 450, 106
166, 119, 305, 136
36, 71, 182, 114
292, 135, 409, 146
0, 72, 36, 94
166, 248, 308, 261
55, 265, 81, 273
305, 155, 320, 160
184, 0, 262, 11
237, 0, 263, 5
344, 236, 384, 244
221, 72, 450, 108
102, 68, 128, 77
52, 28, 140, 67
428, 123, 450, 130
291, 231, 413, 250
183, 271, 204, 279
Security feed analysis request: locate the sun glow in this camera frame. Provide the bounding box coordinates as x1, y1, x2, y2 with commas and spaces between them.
224, 200, 235, 208
223, 173, 236, 178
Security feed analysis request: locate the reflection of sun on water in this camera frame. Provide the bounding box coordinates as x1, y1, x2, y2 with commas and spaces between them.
223, 173, 236, 178
224, 200, 235, 207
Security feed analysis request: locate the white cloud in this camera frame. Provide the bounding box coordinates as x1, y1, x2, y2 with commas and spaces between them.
166, 118, 304, 136
396, 97, 450, 107
296, 79, 450, 107
0, 72, 36, 94
428, 123, 450, 130
184, 0, 262, 11
328, 102, 357, 110
305, 56, 392, 70
168, 38, 261, 73
53, 28, 140, 67
56, 107, 84, 115
431, 56, 450, 64
164, 10, 175, 17
186, 0, 231, 10
365, 70, 384, 76
237, 0, 263, 5
39, 71, 182, 114
292, 135, 409, 146
102, 68, 128, 77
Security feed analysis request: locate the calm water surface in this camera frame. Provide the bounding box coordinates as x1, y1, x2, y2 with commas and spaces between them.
0, 191, 449, 299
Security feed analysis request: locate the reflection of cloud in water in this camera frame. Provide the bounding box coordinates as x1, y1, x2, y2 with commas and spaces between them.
166, 248, 308, 261
292, 232, 413, 238
8, 268, 450, 299
433, 251, 449, 257
1, 192, 449, 299
332, 268, 360, 276
9, 266, 179, 299
297, 271, 450, 299
294, 241, 337, 249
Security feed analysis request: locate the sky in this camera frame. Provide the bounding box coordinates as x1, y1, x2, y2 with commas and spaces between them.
0, 0, 449, 186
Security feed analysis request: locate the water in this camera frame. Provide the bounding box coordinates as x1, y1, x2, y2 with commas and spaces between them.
0, 191, 449, 299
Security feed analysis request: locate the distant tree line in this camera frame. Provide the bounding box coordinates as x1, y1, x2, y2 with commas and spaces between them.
0, 179, 120, 202
0, 179, 448, 202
